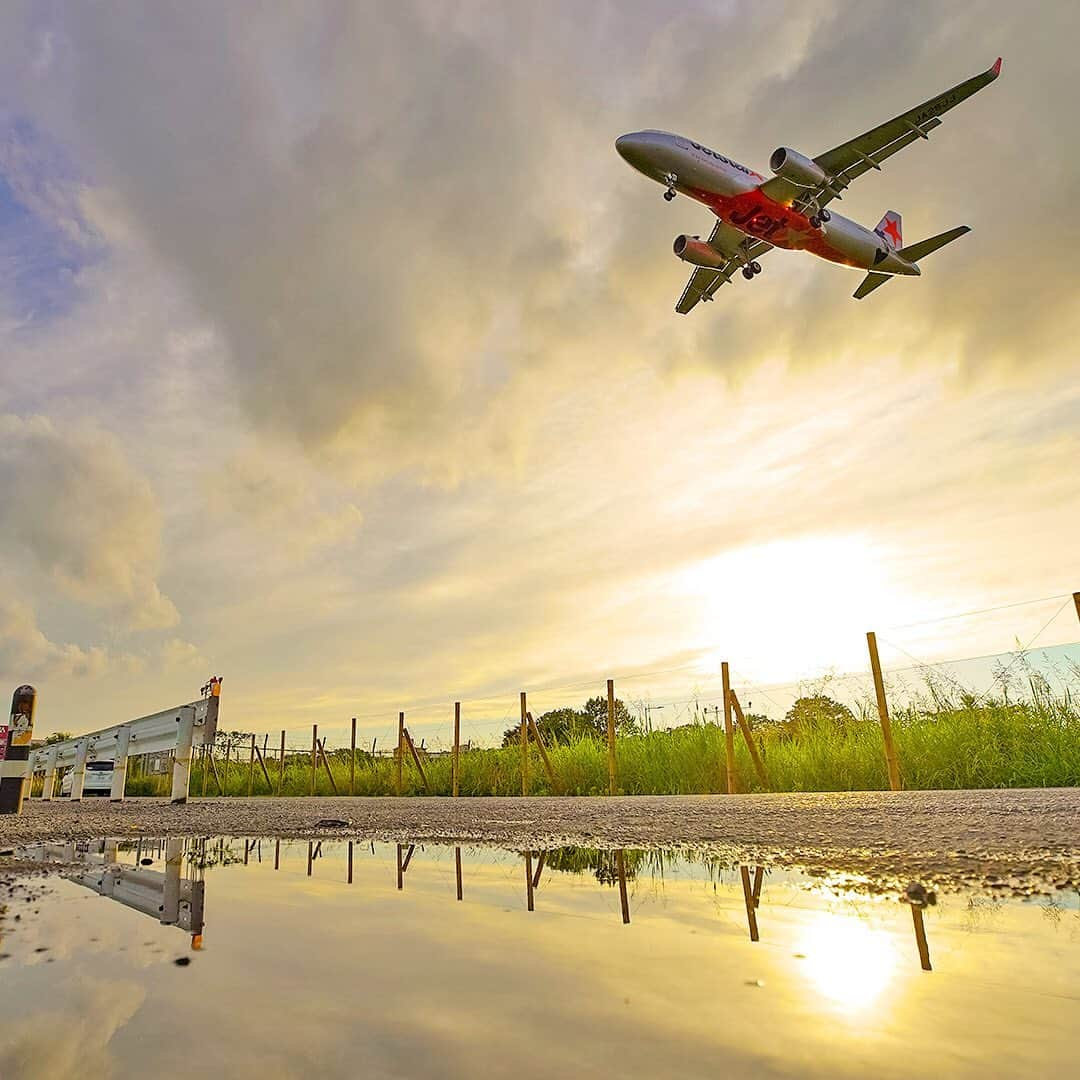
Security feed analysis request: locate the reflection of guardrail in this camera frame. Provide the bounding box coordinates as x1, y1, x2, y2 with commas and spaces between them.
26, 680, 221, 804
23, 838, 205, 948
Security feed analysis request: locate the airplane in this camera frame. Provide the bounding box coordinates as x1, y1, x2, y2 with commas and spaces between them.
615, 58, 1002, 312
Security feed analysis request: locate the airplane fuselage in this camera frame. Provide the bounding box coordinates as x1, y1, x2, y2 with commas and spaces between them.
615, 130, 918, 276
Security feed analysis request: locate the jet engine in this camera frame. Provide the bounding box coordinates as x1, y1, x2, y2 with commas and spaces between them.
769, 147, 826, 187
673, 234, 726, 269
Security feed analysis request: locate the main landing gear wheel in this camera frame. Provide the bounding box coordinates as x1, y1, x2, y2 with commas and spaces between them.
750, 260, 762, 274
663, 188, 676, 201
820, 209, 832, 222
742, 266, 754, 280
742, 260, 763, 280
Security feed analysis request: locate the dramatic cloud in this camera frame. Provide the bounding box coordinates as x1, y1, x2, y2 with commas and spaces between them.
0, 414, 177, 629
0, 2, 1076, 737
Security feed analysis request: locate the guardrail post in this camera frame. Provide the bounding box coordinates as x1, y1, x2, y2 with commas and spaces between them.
69, 738, 89, 801
110, 726, 131, 802
171, 707, 196, 804
41, 746, 59, 801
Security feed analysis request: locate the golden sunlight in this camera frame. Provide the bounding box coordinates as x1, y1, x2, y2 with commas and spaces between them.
796, 910, 899, 1013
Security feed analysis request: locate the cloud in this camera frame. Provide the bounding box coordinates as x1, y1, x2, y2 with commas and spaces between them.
0, 414, 178, 629
0, 593, 111, 679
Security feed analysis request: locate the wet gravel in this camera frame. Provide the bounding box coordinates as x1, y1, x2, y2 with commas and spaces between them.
2, 789, 1078, 895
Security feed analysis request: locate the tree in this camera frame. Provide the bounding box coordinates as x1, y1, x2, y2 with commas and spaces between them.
501, 697, 639, 747
44, 731, 73, 744
783, 695, 855, 734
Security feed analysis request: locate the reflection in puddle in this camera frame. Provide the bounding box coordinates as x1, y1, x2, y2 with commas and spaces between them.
2, 838, 1078, 1077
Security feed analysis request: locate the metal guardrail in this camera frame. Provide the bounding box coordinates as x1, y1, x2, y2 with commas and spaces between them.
26, 681, 221, 804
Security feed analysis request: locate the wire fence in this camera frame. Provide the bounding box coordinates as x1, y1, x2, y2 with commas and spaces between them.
30, 591, 1080, 798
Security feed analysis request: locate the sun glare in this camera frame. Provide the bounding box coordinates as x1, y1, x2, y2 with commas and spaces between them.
797, 911, 898, 1013
676, 533, 926, 681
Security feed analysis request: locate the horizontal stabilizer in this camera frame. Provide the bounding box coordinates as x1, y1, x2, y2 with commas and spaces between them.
899, 225, 971, 263
853, 271, 891, 300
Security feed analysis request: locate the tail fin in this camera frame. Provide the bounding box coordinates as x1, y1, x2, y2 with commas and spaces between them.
874, 211, 903, 249
853, 225, 972, 300
898, 225, 971, 263
853, 272, 891, 300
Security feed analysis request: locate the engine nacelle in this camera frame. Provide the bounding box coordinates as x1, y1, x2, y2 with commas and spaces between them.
673, 234, 726, 269
769, 147, 826, 188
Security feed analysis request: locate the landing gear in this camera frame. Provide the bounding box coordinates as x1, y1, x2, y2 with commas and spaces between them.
663, 188, 676, 201
662, 172, 678, 201
809, 208, 831, 228
820, 209, 831, 222
741, 261, 763, 281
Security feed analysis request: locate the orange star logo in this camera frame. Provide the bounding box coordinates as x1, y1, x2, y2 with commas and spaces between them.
882, 218, 902, 246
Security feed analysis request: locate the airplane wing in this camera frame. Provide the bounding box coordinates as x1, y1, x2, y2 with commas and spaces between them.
760, 58, 1002, 212
676, 221, 772, 314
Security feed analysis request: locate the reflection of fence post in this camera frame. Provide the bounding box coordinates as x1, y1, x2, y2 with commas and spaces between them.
455, 846, 463, 901
525, 852, 535, 911
721, 662, 736, 794
350, 717, 356, 796
453, 702, 461, 798
739, 865, 760, 941
520, 692, 528, 797
397, 713, 404, 795
347, 840, 354, 884
606, 679, 617, 796
867, 632, 902, 791
1073, 591, 1080, 625
615, 850, 630, 924
910, 904, 932, 971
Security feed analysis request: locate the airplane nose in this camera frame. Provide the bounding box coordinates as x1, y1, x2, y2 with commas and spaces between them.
616, 132, 644, 165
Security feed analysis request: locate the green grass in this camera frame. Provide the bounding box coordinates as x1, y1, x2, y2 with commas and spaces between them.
153, 694, 1080, 797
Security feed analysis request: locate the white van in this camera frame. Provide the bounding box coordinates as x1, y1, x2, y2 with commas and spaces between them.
60, 760, 114, 797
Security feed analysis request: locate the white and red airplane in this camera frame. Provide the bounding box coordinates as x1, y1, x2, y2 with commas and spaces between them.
616, 58, 1002, 312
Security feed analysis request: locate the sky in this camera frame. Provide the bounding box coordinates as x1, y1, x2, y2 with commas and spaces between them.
1, 2, 1078, 745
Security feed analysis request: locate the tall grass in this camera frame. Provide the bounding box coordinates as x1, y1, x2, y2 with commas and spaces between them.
152, 693, 1080, 797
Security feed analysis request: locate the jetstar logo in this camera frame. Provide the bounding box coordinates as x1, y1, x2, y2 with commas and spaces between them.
730, 203, 790, 239
881, 217, 902, 245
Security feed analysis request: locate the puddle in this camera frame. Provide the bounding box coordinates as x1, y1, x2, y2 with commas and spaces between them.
1, 838, 1077, 1078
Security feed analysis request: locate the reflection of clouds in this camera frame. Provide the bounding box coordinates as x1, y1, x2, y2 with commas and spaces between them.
0, 976, 145, 1079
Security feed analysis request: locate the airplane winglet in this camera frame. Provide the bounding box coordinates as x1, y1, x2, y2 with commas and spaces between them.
990, 57, 1003, 78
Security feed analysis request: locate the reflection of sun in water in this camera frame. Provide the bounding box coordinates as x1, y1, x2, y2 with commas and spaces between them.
798, 912, 897, 1013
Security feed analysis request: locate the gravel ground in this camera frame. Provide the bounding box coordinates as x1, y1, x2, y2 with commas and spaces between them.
2, 788, 1078, 895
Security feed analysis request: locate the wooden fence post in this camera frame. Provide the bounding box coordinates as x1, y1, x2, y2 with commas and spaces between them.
606, 679, 617, 796
721, 662, 736, 794
520, 692, 528, 797
247, 734, 255, 796
526, 712, 558, 792
867, 631, 902, 791
453, 702, 461, 798
317, 738, 339, 794
253, 739, 273, 791
278, 730, 285, 795
350, 717, 356, 796
310, 724, 318, 796
402, 729, 430, 792
397, 713, 404, 796
729, 689, 768, 788
222, 737, 232, 793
